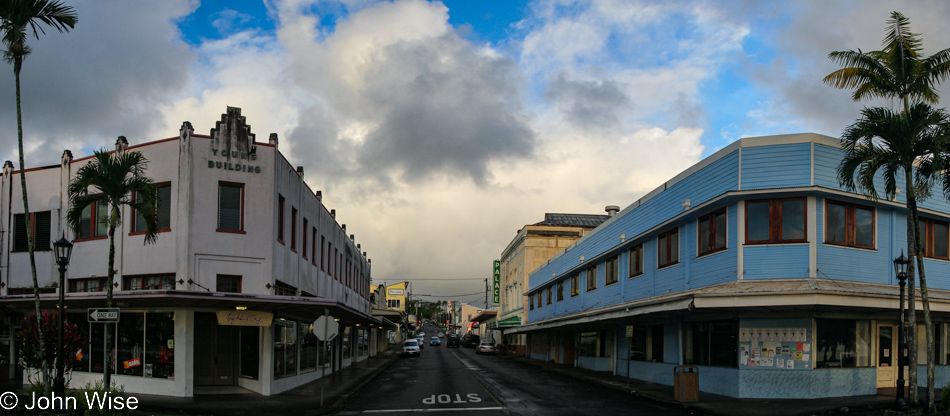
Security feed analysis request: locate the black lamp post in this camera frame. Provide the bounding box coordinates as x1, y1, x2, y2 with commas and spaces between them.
893, 251, 910, 412
53, 234, 73, 398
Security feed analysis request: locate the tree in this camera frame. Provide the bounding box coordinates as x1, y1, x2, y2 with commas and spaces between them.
18, 310, 84, 389
66, 148, 160, 387
1, 0, 77, 392
825, 12, 950, 412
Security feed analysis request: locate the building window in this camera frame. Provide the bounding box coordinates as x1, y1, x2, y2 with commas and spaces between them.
321, 236, 326, 271
684, 321, 738, 367
124, 274, 175, 290
277, 195, 285, 244
746, 198, 806, 244
217, 182, 244, 232
698, 208, 727, 256
77, 199, 110, 240
13, 211, 51, 251
536, 292, 542, 308
216, 275, 242, 293
631, 325, 665, 363
302, 219, 308, 258
815, 319, 870, 368
571, 273, 579, 297
69, 277, 105, 293
628, 244, 643, 278
133, 183, 171, 233
275, 281, 297, 296
529, 295, 535, 310
556, 281, 564, 301
546, 286, 552, 305
825, 200, 875, 249
586, 266, 597, 292
290, 207, 297, 251
919, 218, 950, 260
605, 255, 619, 285
388, 299, 401, 309
657, 228, 679, 268
274, 318, 298, 378
312, 228, 318, 265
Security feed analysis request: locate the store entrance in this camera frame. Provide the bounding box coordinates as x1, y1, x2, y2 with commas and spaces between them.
876, 323, 905, 389
195, 313, 237, 386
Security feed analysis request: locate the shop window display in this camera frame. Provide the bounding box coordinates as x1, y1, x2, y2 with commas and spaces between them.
274, 318, 297, 378
144, 312, 174, 378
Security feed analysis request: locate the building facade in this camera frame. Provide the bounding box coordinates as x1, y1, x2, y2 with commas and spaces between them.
516, 133, 950, 399
498, 213, 608, 354
0, 107, 380, 396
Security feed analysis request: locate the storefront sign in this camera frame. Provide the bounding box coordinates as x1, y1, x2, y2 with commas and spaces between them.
123, 358, 141, 369
388, 288, 404, 296
216, 310, 274, 327
492, 260, 501, 305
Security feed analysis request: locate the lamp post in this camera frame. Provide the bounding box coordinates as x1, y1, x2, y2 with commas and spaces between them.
893, 251, 910, 412
53, 234, 73, 398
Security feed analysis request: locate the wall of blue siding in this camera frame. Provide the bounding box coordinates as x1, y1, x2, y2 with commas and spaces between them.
741, 143, 811, 190
691, 204, 739, 287
816, 198, 894, 284
743, 245, 809, 280
739, 368, 877, 398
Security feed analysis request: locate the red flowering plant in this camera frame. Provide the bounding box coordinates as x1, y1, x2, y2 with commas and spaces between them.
17, 310, 85, 389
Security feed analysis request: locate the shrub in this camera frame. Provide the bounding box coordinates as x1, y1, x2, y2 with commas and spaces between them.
78, 380, 131, 416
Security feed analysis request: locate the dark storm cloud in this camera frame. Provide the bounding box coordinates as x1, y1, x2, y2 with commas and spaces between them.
291, 32, 536, 187
543, 73, 631, 131
0, 0, 196, 165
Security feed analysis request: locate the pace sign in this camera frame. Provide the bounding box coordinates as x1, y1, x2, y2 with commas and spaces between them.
492, 260, 501, 305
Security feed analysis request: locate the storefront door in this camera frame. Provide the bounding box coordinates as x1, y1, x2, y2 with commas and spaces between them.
195, 313, 237, 386
877, 324, 899, 389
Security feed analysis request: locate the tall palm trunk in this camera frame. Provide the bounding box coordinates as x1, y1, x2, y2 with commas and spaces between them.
104, 218, 117, 387
14, 56, 50, 390
909, 195, 936, 413
905, 172, 919, 406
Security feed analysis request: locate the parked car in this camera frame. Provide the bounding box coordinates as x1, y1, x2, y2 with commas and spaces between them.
463, 334, 480, 348
429, 337, 441, 346
416, 335, 425, 349
446, 335, 461, 348
476, 342, 496, 355
403, 339, 421, 357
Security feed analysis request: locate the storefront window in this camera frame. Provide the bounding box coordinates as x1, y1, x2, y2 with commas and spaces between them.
815, 319, 870, 368
342, 327, 352, 359
300, 323, 318, 373
630, 325, 664, 362
240, 326, 259, 379
578, 332, 598, 358
685, 321, 738, 367
274, 318, 297, 378
116, 313, 145, 376
144, 312, 174, 379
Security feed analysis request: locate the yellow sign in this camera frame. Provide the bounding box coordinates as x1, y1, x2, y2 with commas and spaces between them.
216, 310, 274, 326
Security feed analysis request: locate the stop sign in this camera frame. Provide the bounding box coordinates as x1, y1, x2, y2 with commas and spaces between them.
313, 315, 339, 341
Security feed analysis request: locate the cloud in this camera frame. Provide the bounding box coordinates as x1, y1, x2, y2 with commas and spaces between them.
544, 72, 632, 131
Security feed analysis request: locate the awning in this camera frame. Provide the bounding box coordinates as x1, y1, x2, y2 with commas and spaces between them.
0, 290, 385, 328
496, 315, 521, 328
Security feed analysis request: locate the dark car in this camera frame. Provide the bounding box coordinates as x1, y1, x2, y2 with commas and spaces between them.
446, 335, 461, 348
463, 334, 480, 348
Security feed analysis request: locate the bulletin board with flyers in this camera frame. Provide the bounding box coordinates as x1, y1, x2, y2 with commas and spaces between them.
739, 327, 811, 370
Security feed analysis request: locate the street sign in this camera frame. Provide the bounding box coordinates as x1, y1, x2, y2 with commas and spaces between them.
313, 315, 339, 342
88, 308, 120, 323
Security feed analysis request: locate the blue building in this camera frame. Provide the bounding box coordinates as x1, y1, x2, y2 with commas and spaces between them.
513, 133, 950, 399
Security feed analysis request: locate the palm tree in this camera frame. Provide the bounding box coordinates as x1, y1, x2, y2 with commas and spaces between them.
825, 12, 950, 412
1, 0, 76, 392
66, 148, 160, 386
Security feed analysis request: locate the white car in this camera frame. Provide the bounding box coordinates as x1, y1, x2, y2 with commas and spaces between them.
403, 339, 421, 357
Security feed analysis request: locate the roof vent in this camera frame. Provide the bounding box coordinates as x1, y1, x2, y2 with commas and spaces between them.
115, 136, 129, 152
605, 205, 620, 217
296, 166, 304, 178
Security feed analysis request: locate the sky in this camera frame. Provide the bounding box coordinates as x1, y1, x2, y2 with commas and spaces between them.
2, 0, 949, 308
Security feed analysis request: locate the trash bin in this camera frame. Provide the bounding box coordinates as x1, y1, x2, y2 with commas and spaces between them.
673, 365, 699, 402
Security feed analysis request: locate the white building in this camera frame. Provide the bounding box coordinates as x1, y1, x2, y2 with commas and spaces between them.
0, 107, 385, 396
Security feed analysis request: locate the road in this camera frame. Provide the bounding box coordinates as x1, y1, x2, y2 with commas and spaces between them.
338, 324, 698, 416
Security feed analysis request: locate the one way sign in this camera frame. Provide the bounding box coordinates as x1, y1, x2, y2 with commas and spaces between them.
88, 308, 120, 323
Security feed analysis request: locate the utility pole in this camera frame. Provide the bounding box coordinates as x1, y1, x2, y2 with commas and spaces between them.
485, 278, 489, 309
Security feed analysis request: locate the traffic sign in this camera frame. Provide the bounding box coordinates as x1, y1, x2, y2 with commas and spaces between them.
313, 315, 339, 342
88, 308, 120, 323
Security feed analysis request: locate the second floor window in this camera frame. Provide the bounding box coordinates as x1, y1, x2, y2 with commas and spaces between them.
290, 208, 298, 251
698, 208, 727, 256
557, 281, 564, 301
628, 244, 643, 277
78, 199, 109, 239
746, 198, 806, 244
69, 277, 105, 293
825, 200, 875, 249
216, 274, 242, 293
571, 274, 579, 297
13, 211, 51, 251
586, 266, 597, 291
124, 274, 175, 290
277, 195, 285, 243
546, 286, 552, 305
133, 183, 171, 233
218, 182, 244, 232
658, 228, 679, 268
919, 218, 949, 260
605, 255, 619, 285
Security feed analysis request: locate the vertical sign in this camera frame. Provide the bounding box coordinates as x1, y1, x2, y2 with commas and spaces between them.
492, 260, 501, 305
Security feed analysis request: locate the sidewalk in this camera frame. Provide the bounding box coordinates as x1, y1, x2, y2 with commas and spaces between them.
127, 348, 401, 416
499, 353, 903, 416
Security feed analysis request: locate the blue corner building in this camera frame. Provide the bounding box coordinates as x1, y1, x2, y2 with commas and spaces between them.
513, 133, 950, 399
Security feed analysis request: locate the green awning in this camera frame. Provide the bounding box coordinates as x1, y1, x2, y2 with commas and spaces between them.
496, 316, 521, 328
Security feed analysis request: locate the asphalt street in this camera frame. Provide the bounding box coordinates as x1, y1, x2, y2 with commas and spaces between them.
338, 324, 700, 416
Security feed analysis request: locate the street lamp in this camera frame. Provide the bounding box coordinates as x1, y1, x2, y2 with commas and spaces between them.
893, 251, 910, 412
53, 234, 73, 398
